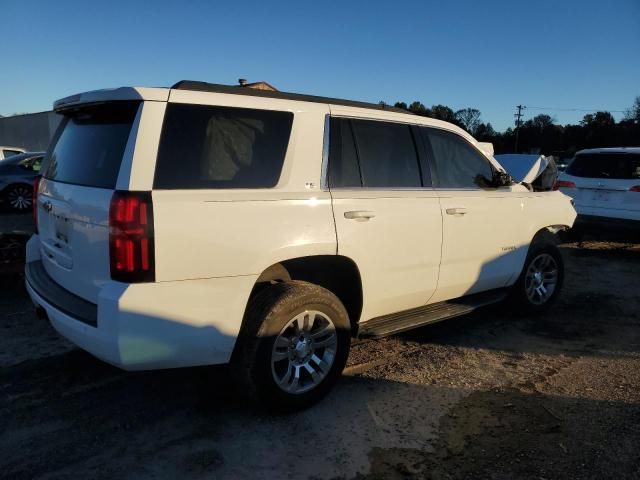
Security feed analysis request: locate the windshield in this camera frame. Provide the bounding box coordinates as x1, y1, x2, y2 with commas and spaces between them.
42, 101, 140, 189
566, 153, 640, 179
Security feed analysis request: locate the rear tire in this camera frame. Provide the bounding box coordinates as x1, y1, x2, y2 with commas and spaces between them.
232, 281, 351, 411
509, 242, 564, 314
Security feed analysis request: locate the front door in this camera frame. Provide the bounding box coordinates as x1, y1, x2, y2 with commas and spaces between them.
419, 126, 523, 303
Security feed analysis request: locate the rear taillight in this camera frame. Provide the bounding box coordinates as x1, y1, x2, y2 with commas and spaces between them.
33, 176, 41, 234
630, 186, 640, 192
109, 191, 154, 283
553, 180, 576, 190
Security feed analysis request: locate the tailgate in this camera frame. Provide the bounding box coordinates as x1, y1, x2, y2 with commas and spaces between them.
36, 101, 140, 303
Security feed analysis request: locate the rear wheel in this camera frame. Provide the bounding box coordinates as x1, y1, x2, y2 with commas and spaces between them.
5, 184, 33, 212
510, 242, 564, 314
233, 281, 351, 410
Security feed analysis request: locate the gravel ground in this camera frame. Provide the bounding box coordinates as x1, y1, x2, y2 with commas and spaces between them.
1, 233, 639, 479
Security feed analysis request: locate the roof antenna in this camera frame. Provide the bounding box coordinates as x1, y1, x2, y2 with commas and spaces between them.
238, 78, 248, 87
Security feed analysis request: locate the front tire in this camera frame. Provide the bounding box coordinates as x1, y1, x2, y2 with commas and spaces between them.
510, 242, 564, 314
233, 281, 351, 410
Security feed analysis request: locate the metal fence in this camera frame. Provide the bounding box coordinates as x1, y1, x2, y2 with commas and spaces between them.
0, 111, 61, 151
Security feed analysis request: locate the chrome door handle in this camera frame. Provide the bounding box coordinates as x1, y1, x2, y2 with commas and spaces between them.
446, 207, 467, 216
344, 210, 376, 221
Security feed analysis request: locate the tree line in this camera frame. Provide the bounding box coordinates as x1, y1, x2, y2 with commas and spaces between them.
385, 96, 640, 159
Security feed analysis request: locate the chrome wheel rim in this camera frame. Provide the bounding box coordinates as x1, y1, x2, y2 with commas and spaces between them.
525, 253, 558, 305
7, 185, 32, 211
271, 310, 337, 394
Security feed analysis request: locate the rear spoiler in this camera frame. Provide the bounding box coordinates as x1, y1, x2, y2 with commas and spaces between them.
53, 87, 169, 112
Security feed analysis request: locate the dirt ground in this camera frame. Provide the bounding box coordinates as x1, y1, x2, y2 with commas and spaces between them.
1, 217, 639, 479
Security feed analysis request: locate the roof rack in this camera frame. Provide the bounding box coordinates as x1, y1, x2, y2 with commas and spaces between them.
171, 80, 409, 114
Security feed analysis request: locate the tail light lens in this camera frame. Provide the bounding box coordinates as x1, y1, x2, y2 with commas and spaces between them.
109, 191, 155, 283
553, 180, 576, 190
629, 186, 640, 192
33, 176, 41, 234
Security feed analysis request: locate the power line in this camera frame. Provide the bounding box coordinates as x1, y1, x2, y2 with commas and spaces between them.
526, 106, 626, 113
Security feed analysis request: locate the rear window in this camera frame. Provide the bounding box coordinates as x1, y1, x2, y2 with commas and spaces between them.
566, 153, 640, 179
153, 104, 293, 189
42, 102, 139, 189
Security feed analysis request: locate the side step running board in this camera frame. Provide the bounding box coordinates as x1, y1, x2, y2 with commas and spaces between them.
357, 288, 508, 339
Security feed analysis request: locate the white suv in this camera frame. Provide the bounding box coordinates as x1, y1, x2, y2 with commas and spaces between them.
555, 147, 640, 228
26, 81, 576, 409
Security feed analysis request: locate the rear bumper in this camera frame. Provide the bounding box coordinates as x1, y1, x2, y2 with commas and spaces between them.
25, 241, 257, 371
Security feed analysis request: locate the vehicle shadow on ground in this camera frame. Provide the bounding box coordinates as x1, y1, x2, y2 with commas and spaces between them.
394, 242, 640, 361
1, 344, 639, 480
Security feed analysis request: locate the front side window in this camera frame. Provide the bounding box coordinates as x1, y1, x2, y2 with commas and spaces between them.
422, 128, 494, 188
350, 119, 422, 188
154, 104, 293, 189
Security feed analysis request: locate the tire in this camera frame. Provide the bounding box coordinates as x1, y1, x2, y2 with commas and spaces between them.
509, 242, 564, 314
4, 183, 33, 213
232, 281, 351, 411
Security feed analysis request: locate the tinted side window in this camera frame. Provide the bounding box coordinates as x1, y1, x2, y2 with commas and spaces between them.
154, 104, 293, 189
328, 118, 361, 188
423, 128, 493, 188
351, 119, 421, 188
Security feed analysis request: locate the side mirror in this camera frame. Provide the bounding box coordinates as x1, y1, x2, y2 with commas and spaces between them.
492, 170, 514, 187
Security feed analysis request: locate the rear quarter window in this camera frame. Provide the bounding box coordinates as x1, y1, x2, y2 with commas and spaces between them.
42, 102, 139, 189
153, 104, 293, 189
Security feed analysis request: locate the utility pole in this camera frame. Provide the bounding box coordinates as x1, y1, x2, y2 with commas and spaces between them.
514, 105, 526, 153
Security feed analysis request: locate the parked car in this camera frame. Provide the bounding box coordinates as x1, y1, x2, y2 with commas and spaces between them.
555, 147, 640, 228
0, 151, 44, 212
0, 146, 26, 160
25, 82, 576, 409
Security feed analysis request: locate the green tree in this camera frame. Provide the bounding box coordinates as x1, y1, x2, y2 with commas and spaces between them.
430, 105, 457, 123
526, 114, 556, 130
408, 101, 429, 116
394, 102, 408, 110
580, 111, 615, 127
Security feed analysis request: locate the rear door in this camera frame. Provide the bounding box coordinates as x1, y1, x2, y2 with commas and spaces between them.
37, 101, 141, 302
328, 116, 442, 322
561, 152, 640, 220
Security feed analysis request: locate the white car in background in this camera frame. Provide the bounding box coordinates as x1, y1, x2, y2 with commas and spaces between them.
555, 148, 640, 227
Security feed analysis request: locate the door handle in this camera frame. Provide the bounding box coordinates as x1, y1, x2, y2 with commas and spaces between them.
446, 207, 467, 216
344, 210, 376, 221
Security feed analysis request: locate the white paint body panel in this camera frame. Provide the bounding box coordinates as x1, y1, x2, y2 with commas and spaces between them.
26, 85, 577, 370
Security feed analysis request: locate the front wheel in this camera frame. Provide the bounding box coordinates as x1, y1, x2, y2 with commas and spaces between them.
509, 243, 564, 314
232, 281, 351, 410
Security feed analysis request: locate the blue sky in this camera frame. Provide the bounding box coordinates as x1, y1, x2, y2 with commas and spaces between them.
2, 0, 639, 131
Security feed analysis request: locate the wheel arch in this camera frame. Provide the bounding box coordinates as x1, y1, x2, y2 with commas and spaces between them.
249, 255, 364, 331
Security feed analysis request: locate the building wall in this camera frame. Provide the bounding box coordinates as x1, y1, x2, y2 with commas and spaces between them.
0, 111, 61, 151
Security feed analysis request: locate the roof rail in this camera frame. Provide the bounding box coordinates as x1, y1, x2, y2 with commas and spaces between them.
170, 80, 409, 114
